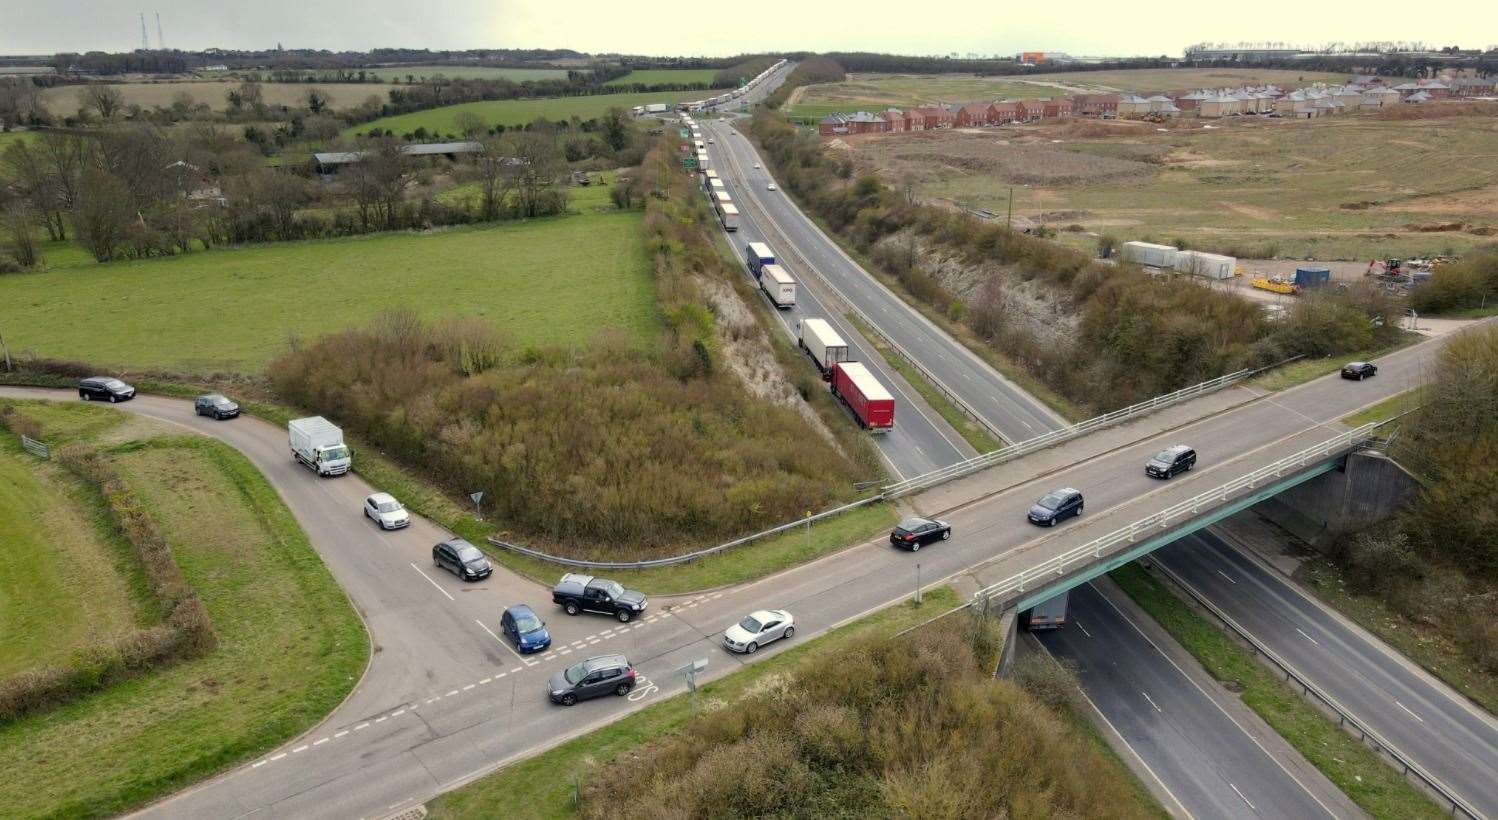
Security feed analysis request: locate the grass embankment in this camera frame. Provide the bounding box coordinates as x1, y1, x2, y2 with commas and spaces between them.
1111, 563, 1444, 820
347, 89, 702, 138
1341, 388, 1422, 427
845, 313, 1003, 451
430, 586, 1162, 819
605, 69, 717, 86
0, 210, 655, 372
1249, 335, 1419, 393
0, 401, 368, 819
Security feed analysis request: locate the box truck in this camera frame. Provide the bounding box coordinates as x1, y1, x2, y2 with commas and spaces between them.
1019, 590, 1070, 631
289, 416, 351, 476
715, 191, 733, 205
831, 361, 895, 432
1120, 241, 1179, 269
709, 178, 725, 192
745, 242, 774, 276
716, 202, 740, 232
1174, 250, 1236, 280
759, 263, 796, 307
798, 318, 850, 378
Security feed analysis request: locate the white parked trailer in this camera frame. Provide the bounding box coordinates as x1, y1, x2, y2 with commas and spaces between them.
1120, 241, 1179, 269
798, 318, 850, 375
717, 202, 740, 232
1173, 250, 1236, 280
760, 263, 796, 307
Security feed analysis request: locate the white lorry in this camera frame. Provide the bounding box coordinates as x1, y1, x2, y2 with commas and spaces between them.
1119, 241, 1178, 269
759, 263, 796, 308
289, 416, 352, 476
798, 318, 850, 377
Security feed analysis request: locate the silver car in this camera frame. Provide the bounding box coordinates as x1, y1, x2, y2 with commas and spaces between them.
364, 492, 410, 530
723, 609, 795, 654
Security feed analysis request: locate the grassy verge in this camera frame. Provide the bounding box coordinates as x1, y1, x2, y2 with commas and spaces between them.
429, 587, 960, 819
1297, 557, 1498, 715
1111, 563, 1444, 820
1249, 335, 1419, 392
845, 312, 1003, 452
1341, 388, 1423, 427
0, 412, 367, 819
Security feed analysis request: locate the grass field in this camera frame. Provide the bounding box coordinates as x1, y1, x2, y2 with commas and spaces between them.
40, 81, 399, 114
604, 68, 718, 86
0, 130, 38, 151
348, 89, 701, 137
0, 402, 368, 818
356, 65, 570, 82
844, 111, 1498, 260
0, 209, 655, 373
0, 417, 151, 678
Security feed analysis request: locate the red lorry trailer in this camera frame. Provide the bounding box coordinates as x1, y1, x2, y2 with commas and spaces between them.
830, 361, 895, 432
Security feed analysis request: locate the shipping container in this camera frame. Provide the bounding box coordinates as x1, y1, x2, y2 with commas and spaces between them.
715, 191, 732, 205
831, 361, 895, 432
745, 242, 774, 276
709, 178, 726, 191
716, 202, 740, 232
1120, 241, 1179, 269
1174, 250, 1236, 280
1294, 265, 1330, 289
798, 318, 850, 377
759, 263, 796, 307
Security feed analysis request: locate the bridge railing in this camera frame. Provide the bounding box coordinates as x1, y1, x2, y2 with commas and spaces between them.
883, 368, 1254, 498
972, 423, 1377, 609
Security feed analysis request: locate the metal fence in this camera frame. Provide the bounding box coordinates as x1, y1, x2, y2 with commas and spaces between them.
1154, 560, 1481, 819
971, 423, 1378, 609
20, 435, 49, 459
882, 367, 1254, 498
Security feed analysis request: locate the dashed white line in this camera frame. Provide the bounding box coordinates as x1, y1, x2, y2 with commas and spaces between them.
334, 731, 349, 738
559, 648, 572, 655
313, 737, 329, 746
1075, 621, 1093, 638
570, 641, 587, 648
480, 677, 492, 684
354, 722, 370, 731
410, 563, 454, 601
588, 639, 601, 645
1295, 628, 1321, 646
1216, 569, 1237, 584
252, 760, 266, 768
1395, 701, 1425, 723
292, 745, 309, 753
1141, 691, 1162, 713
509, 666, 522, 674
374, 716, 386, 723
1229, 783, 1256, 811
269, 753, 287, 762
461, 684, 474, 691
446, 690, 459, 697
425, 697, 439, 704
391, 709, 406, 717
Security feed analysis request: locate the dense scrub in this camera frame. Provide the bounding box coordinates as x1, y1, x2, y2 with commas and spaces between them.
749, 109, 1404, 412
1410, 246, 1498, 315
579, 619, 1158, 819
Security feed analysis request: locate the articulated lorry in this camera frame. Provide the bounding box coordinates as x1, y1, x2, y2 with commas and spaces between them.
759, 263, 796, 307
798, 318, 850, 378
716, 202, 740, 232
831, 361, 894, 432
289, 416, 352, 477
745, 242, 774, 276
1019, 590, 1070, 630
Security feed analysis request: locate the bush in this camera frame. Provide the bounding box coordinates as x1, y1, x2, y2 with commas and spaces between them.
1410, 246, 1498, 315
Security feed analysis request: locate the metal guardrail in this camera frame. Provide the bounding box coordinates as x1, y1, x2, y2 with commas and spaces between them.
20, 434, 49, 459
883, 368, 1254, 498
971, 423, 1378, 609
1153, 560, 1482, 819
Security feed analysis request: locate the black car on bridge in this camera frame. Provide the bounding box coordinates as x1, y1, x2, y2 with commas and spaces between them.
1028, 488, 1083, 527
1341, 361, 1378, 380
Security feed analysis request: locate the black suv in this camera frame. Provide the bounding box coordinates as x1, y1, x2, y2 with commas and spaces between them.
548, 654, 636, 706
78, 377, 135, 403
1341, 361, 1378, 380
432, 538, 492, 581
890, 517, 951, 551
194, 393, 240, 420
1145, 445, 1196, 479
1028, 488, 1083, 527
552, 573, 648, 622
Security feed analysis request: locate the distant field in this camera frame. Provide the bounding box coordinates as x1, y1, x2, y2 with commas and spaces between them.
349, 89, 701, 136
0, 130, 37, 150
790, 68, 1354, 119
605, 68, 717, 86
356, 65, 570, 82
41, 81, 398, 113
0, 209, 655, 372
848, 111, 1498, 260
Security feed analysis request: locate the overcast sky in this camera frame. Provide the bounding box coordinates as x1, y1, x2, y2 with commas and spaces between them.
2, 0, 1494, 57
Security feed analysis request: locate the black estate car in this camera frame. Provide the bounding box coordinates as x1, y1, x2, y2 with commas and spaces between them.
890, 517, 952, 551
194, 393, 240, 419
548, 654, 635, 706
78, 377, 135, 403
552, 573, 648, 622
1145, 445, 1197, 479
1341, 361, 1378, 380
1028, 488, 1083, 527
432, 538, 492, 581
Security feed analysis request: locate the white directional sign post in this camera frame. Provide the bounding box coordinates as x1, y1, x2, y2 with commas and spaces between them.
470, 491, 484, 520
677, 658, 709, 712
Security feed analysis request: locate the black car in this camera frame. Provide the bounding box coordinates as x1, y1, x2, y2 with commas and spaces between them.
548, 654, 636, 706
1145, 445, 1196, 479
552, 573, 648, 623
1341, 361, 1378, 380
890, 516, 951, 551
1028, 488, 1083, 527
432, 538, 492, 581
78, 377, 135, 403
194, 393, 240, 420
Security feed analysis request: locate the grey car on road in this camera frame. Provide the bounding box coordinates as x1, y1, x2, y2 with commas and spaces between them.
548, 654, 636, 706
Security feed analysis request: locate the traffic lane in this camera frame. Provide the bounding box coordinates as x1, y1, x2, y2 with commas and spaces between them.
1271, 348, 1445, 426
1040, 583, 1339, 819
707, 120, 1065, 440
1158, 532, 1498, 815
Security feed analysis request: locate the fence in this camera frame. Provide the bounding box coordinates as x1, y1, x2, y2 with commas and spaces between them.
1154, 560, 1481, 819
971, 423, 1377, 609
20, 435, 50, 459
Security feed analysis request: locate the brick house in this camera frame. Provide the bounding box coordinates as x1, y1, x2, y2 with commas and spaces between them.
955, 103, 992, 127
988, 100, 1023, 122
1069, 93, 1119, 116
909, 105, 955, 129
1039, 97, 1074, 118
882, 109, 907, 131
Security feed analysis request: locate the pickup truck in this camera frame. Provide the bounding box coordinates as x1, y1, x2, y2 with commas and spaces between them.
552, 573, 648, 623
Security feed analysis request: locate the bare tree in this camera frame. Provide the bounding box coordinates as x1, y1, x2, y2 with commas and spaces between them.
5, 201, 41, 269
455, 111, 486, 140
72, 167, 133, 261
343, 138, 412, 231
502, 131, 566, 218
226, 80, 264, 116
83, 84, 125, 120
305, 87, 330, 114
1, 132, 84, 241
473, 137, 508, 220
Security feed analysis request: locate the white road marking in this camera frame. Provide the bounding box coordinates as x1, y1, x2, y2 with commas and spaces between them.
410, 563, 454, 601
392, 709, 405, 717
1295, 628, 1321, 646
292, 745, 308, 753
559, 648, 572, 655
445, 690, 459, 697
374, 716, 386, 723
1395, 701, 1425, 723
354, 723, 370, 731
1142, 691, 1162, 713
478, 619, 535, 663
269, 753, 287, 762
1216, 569, 1237, 584
1075, 621, 1093, 638
480, 677, 492, 684
252, 760, 266, 768
1229, 783, 1255, 811
425, 698, 439, 704
509, 666, 523, 674
313, 738, 329, 746
570, 641, 587, 648
334, 731, 349, 738
588, 639, 601, 645
710, 592, 723, 599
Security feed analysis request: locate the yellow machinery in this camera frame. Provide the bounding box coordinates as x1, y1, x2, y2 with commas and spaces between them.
1251, 276, 1299, 295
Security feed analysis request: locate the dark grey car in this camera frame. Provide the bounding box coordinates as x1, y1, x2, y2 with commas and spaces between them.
432, 538, 492, 581
1028, 488, 1083, 526
1145, 445, 1196, 479
548, 654, 635, 706
194, 393, 240, 419
78, 377, 135, 403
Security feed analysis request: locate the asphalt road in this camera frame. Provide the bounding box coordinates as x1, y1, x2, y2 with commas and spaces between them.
701, 117, 1069, 442
1156, 531, 1498, 817
1038, 582, 1355, 819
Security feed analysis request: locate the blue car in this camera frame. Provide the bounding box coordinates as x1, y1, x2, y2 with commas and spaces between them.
501, 604, 552, 653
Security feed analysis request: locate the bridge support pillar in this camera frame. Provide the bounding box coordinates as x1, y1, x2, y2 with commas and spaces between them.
992, 606, 1019, 678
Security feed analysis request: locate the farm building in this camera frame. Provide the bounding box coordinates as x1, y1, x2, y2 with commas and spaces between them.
312, 141, 484, 174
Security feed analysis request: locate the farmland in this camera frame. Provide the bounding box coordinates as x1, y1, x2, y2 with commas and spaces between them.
604, 68, 718, 86
843, 110, 1498, 260
0, 208, 655, 373
348, 88, 701, 136
354, 64, 570, 82
40, 81, 400, 113
789, 68, 1354, 120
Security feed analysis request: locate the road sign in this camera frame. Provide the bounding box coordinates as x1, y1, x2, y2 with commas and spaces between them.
470, 491, 484, 505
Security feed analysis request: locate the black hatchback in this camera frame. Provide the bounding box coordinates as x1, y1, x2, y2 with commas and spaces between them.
890, 517, 951, 551
1341, 361, 1378, 380
78, 377, 135, 403
1028, 488, 1083, 526
1146, 445, 1196, 479
432, 538, 492, 581
194, 394, 240, 420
